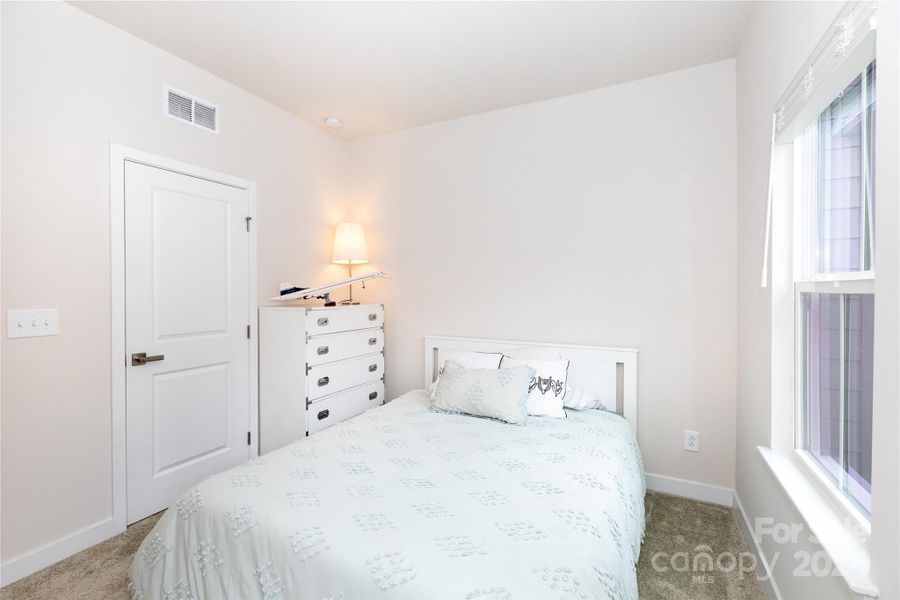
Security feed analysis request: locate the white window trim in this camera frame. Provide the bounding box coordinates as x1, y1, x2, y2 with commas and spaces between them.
764, 39, 878, 596
790, 59, 876, 519
758, 446, 878, 598
795, 449, 872, 530
766, 171, 878, 595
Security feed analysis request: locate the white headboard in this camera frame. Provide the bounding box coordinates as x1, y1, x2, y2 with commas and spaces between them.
424, 336, 638, 431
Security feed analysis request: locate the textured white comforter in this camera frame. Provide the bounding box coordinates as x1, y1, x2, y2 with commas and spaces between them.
129, 389, 645, 600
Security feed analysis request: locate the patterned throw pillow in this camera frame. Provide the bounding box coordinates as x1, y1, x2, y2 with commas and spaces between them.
431, 361, 533, 425
429, 351, 504, 399
499, 357, 569, 419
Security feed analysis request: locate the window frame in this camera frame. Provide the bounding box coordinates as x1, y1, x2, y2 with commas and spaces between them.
790, 60, 876, 526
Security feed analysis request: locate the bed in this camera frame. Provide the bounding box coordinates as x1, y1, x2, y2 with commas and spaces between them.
129, 337, 643, 600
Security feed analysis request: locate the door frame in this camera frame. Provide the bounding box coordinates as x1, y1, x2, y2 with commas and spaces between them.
109, 143, 258, 530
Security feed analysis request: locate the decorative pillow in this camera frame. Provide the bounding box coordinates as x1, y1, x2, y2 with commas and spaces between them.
501, 346, 564, 360
499, 356, 569, 419
431, 361, 533, 425
430, 351, 503, 399
563, 385, 608, 411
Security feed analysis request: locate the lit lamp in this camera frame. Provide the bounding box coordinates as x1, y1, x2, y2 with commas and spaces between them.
331, 222, 369, 305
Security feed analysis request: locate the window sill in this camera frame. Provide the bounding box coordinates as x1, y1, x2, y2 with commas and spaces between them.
757, 446, 879, 598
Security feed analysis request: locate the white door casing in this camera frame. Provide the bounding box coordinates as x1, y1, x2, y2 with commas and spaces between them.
123, 158, 255, 523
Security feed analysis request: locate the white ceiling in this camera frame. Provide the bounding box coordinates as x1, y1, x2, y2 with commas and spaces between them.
73, 1, 754, 139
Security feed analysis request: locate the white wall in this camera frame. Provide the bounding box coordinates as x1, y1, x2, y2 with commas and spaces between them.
348, 60, 738, 489
735, 2, 900, 598
0, 1, 348, 568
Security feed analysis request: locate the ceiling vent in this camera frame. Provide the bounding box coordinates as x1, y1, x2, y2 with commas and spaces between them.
165, 85, 219, 133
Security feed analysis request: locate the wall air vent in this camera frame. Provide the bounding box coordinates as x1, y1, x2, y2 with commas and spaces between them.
164, 85, 219, 133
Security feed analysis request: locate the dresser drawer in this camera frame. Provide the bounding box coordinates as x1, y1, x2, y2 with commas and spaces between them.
307, 353, 384, 401
306, 305, 384, 335
307, 381, 384, 435
307, 328, 384, 367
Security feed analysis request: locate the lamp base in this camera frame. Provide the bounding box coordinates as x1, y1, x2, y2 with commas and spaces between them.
317, 292, 336, 307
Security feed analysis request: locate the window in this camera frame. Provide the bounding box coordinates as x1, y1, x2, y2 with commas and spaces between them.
794, 61, 876, 516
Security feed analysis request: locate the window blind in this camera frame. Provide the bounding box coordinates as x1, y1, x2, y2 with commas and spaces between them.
760, 0, 877, 288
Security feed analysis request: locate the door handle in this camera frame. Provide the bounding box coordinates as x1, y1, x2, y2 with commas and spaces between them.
132, 352, 165, 366
317, 317, 329, 327
317, 346, 329, 355
368, 364, 378, 372
368, 313, 377, 321
368, 337, 377, 345
317, 376, 330, 387
317, 409, 330, 421
369, 391, 378, 400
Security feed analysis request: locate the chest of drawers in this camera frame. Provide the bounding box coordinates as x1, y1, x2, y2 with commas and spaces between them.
258, 304, 384, 453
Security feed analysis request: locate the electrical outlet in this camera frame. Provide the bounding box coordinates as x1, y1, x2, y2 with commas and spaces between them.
684, 430, 700, 452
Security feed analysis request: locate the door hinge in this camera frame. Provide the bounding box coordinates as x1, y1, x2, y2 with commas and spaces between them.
245, 216, 252, 232
247, 431, 252, 446
246, 324, 251, 338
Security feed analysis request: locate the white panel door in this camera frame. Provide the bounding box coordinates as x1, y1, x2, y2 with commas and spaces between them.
125, 161, 251, 523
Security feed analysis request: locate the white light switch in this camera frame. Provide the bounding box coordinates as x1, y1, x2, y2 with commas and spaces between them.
7, 309, 59, 338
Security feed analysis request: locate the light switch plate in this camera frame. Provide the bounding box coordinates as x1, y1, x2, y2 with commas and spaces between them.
7, 309, 59, 338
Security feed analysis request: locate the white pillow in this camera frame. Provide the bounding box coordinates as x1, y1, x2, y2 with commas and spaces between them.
499, 356, 569, 419
563, 386, 608, 411
431, 361, 533, 425
430, 351, 503, 399
501, 346, 563, 360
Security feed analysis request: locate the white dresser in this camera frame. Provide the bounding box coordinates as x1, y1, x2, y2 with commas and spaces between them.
258, 304, 385, 453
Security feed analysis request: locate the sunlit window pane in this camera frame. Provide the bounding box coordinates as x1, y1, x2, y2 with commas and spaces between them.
800, 292, 874, 515
845, 293, 874, 513
801, 293, 843, 483
815, 62, 875, 274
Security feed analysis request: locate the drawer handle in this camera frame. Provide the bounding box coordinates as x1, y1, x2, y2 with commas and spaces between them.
368, 337, 377, 345
318, 376, 330, 387
369, 391, 378, 400
317, 317, 329, 327
317, 409, 330, 421
368, 313, 377, 321
317, 346, 329, 355
368, 364, 378, 372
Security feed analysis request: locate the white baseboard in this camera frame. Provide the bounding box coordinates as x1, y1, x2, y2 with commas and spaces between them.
645, 472, 734, 506
0, 517, 123, 587
733, 491, 782, 600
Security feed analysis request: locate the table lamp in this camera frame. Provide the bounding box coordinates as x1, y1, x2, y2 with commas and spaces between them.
331, 222, 369, 305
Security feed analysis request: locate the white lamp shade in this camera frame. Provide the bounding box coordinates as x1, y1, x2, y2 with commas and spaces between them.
331, 222, 369, 265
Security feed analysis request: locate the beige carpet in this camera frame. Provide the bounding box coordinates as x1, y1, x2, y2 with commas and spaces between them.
2, 491, 767, 599
638, 492, 768, 600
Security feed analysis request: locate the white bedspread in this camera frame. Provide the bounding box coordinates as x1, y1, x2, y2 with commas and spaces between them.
129, 389, 645, 600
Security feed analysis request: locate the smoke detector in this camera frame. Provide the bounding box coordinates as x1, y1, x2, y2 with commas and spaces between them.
324, 116, 343, 129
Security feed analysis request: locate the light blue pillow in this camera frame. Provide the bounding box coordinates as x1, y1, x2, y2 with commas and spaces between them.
431, 360, 533, 425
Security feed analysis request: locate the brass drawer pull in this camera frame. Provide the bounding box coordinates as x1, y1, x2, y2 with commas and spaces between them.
368, 364, 378, 372
317, 346, 329, 355
369, 391, 378, 400
317, 409, 329, 421
368, 313, 377, 321
317, 317, 329, 327
368, 337, 377, 345
318, 376, 330, 387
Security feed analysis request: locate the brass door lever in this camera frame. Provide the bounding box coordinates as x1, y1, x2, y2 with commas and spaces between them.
132, 352, 165, 366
